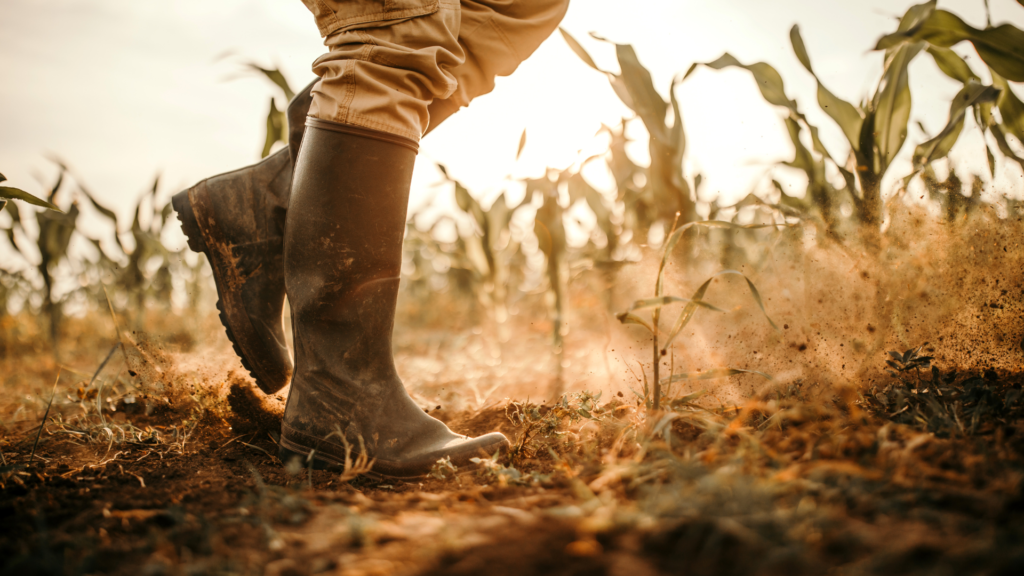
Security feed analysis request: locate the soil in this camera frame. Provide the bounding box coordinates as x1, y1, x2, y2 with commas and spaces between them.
3, 214, 1024, 576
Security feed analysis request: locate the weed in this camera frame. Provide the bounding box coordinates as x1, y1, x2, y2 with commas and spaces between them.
865, 344, 1023, 437
429, 456, 458, 481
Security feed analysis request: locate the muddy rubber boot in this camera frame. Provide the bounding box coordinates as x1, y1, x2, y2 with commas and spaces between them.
172, 81, 314, 394
278, 119, 509, 479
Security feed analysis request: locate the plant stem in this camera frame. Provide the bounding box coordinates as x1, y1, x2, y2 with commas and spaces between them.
652, 310, 661, 411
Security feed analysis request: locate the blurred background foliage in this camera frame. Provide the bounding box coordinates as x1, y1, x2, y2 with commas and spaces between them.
1, 1, 1022, 377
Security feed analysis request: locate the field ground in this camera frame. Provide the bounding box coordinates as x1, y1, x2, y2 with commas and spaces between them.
2, 222, 1024, 576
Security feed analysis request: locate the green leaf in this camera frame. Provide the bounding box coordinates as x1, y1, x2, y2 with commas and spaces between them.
667, 389, 709, 407
913, 82, 1001, 168
666, 269, 779, 353
668, 76, 687, 165
685, 53, 798, 114
896, 1, 938, 34
78, 185, 119, 226
990, 124, 1024, 172
656, 220, 788, 299
615, 312, 654, 333
608, 74, 637, 111
246, 64, 295, 100
262, 98, 286, 159
0, 186, 61, 211
615, 43, 670, 146
985, 140, 997, 179
874, 9, 1024, 82
559, 28, 603, 72
790, 25, 865, 152
661, 276, 715, 351
661, 367, 773, 386
925, 45, 977, 84
991, 69, 1024, 144
627, 295, 724, 314
783, 116, 815, 175
873, 42, 924, 174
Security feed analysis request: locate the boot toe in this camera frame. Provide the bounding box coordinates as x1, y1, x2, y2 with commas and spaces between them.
372, 431, 510, 479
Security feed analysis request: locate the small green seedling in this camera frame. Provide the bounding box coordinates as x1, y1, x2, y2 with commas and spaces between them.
617, 218, 781, 411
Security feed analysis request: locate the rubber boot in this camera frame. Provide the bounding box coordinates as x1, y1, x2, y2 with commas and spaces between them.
172, 81, 314, 394
173, 81, 459, 394
278, 119, 509, 479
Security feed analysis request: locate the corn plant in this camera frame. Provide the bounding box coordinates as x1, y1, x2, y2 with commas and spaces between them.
2, 168, 80, 352
243, 64, 296, 158
1, 162, 201, 350
616, 219, 780, 411
438, 164, 529, 337
679, 1, 1022, 243
561, 29, 698, 229
874, 2, 1024, 179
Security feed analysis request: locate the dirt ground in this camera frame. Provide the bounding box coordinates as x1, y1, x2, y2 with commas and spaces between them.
3, 218, 1024, 575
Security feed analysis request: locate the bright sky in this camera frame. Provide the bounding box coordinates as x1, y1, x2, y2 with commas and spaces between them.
2, 0, 1023, 255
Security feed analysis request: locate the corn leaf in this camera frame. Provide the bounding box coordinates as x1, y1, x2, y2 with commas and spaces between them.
627, 295, 724, 314
667, 389, 709, 408
913, 82, 1000, 167
262, 98, 286, 159
874, 9, 1024, 82
247, 64, 295, 101
790, 25, 864, 152
78, 184, 118, 226
985, 140, 997, 178
661, 276, 717, 351
614, 43, 671, 146
0, 186, 61, 212
684, 54, 798, 115
896, 1, 939, 35
668, 76, 687, 165
783, 116, 815, 175
661, 367, 773, 386
991, 69, 1024, 144
991, 124, 1024, 172
559, 28, 603, 72
608, 74, 637, 112
662, 269, 779, 354
615, 311, 654, 333
873, 42, 924, 174
628, 295, 687, 311
926, 45, 978, 84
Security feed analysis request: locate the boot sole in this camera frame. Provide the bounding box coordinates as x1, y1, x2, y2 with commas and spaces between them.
172, 187, 288, 395
277, 446, 391, 480
278, 431, 509, 481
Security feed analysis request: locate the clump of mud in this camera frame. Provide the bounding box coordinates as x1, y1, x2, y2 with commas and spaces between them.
225, 378, 283, 436
118, 329, 284, 436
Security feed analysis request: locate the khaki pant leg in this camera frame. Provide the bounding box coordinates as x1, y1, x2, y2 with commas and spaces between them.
425, 0, 570, 134
307, 0, 464, 141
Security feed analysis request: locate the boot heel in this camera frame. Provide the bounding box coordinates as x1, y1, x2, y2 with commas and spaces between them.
172, 189, 208, 253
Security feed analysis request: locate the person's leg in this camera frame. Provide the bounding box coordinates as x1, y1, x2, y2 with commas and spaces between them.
281, 1, 516, 477
424, 0, 570, 134
173, 0, 569, 398
282, 121, 508, 476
